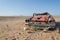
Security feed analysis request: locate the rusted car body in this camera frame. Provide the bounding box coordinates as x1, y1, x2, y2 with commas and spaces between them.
25, 12, 56, 30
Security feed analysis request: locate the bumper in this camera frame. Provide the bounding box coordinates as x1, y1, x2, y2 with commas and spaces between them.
25, 22, 56, 29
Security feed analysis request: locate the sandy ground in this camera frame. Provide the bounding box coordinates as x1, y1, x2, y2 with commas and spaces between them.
0, 16, 60, 40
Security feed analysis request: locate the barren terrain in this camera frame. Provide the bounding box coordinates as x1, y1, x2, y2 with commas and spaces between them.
0, 16, 60, 40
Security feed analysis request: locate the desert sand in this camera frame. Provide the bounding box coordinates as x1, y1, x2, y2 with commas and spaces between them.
0, 16, 60, 40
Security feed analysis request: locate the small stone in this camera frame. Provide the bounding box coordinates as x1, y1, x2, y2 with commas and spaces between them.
19, 33, 21, 35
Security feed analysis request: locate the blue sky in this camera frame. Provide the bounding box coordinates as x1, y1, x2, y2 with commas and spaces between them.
0, 0, 60, 16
